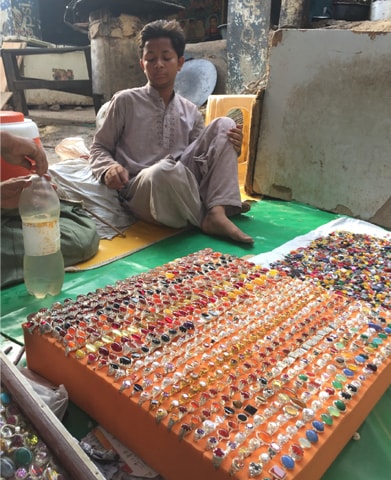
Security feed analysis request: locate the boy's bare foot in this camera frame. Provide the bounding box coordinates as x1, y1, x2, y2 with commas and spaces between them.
241, 201, 251, 214
201, 206, 254, 244
225, 201, 252, 217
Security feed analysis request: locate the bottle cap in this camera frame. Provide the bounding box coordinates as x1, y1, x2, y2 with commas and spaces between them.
0, 111, 25, 123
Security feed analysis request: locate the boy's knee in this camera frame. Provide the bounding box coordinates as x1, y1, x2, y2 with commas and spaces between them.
208, 116, 236, 132
148, 158, 180, 186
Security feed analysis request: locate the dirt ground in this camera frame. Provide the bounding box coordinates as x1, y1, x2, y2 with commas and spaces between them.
27, 103, 208, 165
28, 106, 97, 164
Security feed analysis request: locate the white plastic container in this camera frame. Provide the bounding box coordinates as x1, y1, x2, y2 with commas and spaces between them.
370, 0, 391, 20
19, 175, 64, 299
0, 111, 42, 181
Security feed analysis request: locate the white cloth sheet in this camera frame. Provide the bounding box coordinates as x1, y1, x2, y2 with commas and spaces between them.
49, 137, 134, 239
250, 217, 391, 267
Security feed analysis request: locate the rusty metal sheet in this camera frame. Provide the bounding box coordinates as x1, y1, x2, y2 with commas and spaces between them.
226, 0, 271, 93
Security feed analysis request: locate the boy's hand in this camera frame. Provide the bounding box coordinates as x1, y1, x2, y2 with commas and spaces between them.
228, 124, 243, 156
103, 164, 129, 190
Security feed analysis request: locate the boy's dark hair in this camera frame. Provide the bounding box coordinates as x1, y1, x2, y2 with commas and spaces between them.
138, 20, 186, 58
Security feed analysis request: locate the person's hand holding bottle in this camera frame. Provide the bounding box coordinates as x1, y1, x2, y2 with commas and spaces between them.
1, 131, 49, 209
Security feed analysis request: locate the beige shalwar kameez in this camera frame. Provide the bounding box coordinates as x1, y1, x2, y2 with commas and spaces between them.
89, 84, 242, 229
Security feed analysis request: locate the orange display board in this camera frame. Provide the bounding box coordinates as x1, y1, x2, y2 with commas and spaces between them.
23, 250, 391, 480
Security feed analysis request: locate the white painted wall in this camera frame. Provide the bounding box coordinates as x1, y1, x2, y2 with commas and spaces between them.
252, 29, 391, 229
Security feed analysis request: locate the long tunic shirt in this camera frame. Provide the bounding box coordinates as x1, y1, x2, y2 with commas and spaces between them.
90, 84, 204, 180
89, 84, 242, 229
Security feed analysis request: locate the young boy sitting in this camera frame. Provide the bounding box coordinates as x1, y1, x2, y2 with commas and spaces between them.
89, 19, 253, 245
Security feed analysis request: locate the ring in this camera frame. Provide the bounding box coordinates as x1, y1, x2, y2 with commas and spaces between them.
311, 420, 325, 433
168, 399, 179, 413
238, 379, 248, 390
167, 413, 179, 431
217, 428, 230, 442
302, 408, 315, 423
149, 399, 160, 411
202, 420, 216, 435
281, 454, 295, 470
290, 396, 307, 410
179, 423, 192, 440
237, 413, 248, 424
266, 421, 279, 435
268, 464, 288, 480
245, 422, 255, 436
237, 445, 251, 460
253, 414, 266, 426
268, 442, 281, 458
256, 430, 271, 445
201, 409, 211, 420
305, 429, 319, 444
229, 457, 245, 475
346, 383, 358, 395
283, 404, 299, 417
250, 384, 261, 395
248, 437, 261, 453
155, 408, 168, 424
229, 385, 238, 398
190, 415, 201, 429
206, 436, 218, 451
289, 443, 304, 461
0, 424, 16, 439
193, 428, 205, 442
151, 385, 161, 398
119, 379, 132, 394
248, 461, 263, 478
334, 399, 347, 413
224, 406, 235, 417
263, 387, 275, 398
227, 420, 238, 433
255, 395, 267, 406
138, 391, 150, 406
86, 352, 98, 365
240, 391, 251, 401
130, 383, 143, 397
259, 451, 271, 465
226, 440, 238, 453
212, 447, 226, 469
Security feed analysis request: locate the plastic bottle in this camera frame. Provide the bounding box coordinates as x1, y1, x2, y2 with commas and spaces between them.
19, 175, 64, 299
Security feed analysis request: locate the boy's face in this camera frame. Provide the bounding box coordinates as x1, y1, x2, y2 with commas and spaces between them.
140, 37, 185, 91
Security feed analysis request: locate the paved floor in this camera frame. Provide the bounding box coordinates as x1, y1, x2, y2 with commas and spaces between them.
28, 106, 97, 125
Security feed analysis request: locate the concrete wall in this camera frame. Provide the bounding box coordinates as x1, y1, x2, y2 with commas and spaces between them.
21, 35, 227, 107
89, 13, 227, 103
251, 28, 391, 229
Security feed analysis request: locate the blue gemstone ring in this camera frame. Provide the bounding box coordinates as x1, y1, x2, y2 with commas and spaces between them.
281, 454, 295, 470
305, 429, 319, 443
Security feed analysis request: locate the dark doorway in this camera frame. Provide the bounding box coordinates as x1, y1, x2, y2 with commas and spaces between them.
38, 0, 89, 46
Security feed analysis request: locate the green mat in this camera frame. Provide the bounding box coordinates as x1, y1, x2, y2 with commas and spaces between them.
1, 199, 338, 342
1, 198, 390, 480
